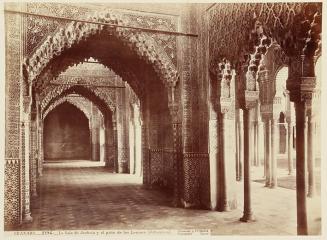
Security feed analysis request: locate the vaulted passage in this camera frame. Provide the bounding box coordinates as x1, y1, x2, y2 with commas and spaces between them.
4, 2, 323, 237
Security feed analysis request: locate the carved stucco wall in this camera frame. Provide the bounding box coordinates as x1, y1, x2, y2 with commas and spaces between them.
5, 3, 23, 227
39, 61, 121, 114
5, 2, 210, 227
43, 95, 93, 121
208, 2, 322, 66
25, 2, 178, 67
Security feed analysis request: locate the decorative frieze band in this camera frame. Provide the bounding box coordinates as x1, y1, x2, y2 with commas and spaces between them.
5, 158, 20, 165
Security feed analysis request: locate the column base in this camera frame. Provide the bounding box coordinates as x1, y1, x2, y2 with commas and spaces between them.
307, 188, 316, 198
23, 213, 33, 223
217, 204, 231, 212
269, 184, 277, 189
118, 162, 128, 173
183, 200, 197, 209
240, 212, 255, 222
172, 198, 183, 208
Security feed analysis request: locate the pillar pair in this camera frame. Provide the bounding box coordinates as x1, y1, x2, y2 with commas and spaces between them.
287, 52, 318, 234
262, 114, 278, 188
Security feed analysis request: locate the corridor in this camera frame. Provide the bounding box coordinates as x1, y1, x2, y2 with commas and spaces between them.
20, 160, 321, 235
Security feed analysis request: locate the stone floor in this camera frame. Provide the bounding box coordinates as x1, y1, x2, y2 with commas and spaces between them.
18, 160, 321, 235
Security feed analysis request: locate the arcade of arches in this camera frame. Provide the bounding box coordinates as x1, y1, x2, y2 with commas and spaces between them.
3, 2, 324, 236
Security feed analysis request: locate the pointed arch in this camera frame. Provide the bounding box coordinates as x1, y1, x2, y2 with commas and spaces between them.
23, 10, 179, 91
43, 95, 93, 121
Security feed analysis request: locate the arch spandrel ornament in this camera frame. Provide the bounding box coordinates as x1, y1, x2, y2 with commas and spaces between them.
43, 96, 92, 121
23, 10, 179, 91
40, 84, 116, 117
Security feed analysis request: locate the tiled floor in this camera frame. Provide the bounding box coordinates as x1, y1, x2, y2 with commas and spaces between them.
19, 160, 321, 235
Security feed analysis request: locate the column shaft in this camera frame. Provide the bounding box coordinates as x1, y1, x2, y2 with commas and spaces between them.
91, 127, 100, 161
307, 113, 316, 197
209, 119, 219, 209
23, 121, 32, 223
30, 122, 37, 198
287, 122, 293, 175
257, 122, 261, 166
220, 114, 229, 211
238, 112, 244, 181
235, 111, 240, 181
270, 119, 278, 188
253, 121, 258, 166
264, 119, 271, 187
295, 102, 308, 235
240, 108, 255, 222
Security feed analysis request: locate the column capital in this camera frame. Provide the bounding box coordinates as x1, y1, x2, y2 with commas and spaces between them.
257, 69, 270, 83
220, 97, 233, 114
287, 54, 317, 103
243, 90, 259, 110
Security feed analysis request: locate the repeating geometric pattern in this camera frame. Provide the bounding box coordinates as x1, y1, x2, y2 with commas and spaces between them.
208, 2, 322, 66
23, 8, 179, 91
4, 160, 21, 227
43, 95, 93, 120
183, 153, 209, 206
25, 2, 178, 66
149, 149, 174, 190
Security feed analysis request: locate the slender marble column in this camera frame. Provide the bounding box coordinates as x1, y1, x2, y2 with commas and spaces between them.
257, 121, 262, 166
295, 101, 308, 235
238, 110, 244, 181
307, 111, 316, 197
129, 120, 135, 175
263, 119, 271, 187
30, 121, 37, 198
209, 119, 219, 209
270, 119, 278, 188
287, 121, 294, 175
91, 127, 100, 161
23, 119, 33, 223
240, 108, 255, 222
253, 121, 258, 166
38, 123, 44, 177
220, 113, 231, 211
235, 110, 240, 181
263, 121, 266, 178
110, 120, 118, 171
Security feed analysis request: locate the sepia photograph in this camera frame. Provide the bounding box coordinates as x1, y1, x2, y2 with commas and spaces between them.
0, 0, 326, 239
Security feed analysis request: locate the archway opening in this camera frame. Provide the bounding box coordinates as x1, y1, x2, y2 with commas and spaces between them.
275, 66, 292, 166
33, 28, 175, 192
25, 16, 177, 231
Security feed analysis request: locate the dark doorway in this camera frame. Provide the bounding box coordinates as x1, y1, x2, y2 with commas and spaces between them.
44, 102, 91, 160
